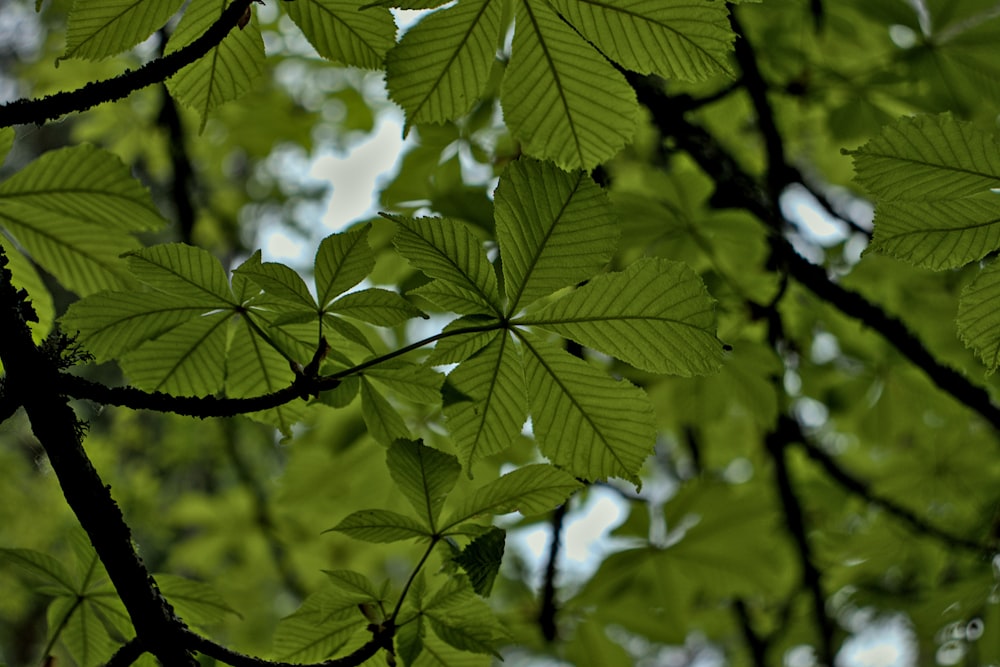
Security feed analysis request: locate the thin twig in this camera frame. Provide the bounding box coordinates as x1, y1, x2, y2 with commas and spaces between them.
538, 503, 567, 642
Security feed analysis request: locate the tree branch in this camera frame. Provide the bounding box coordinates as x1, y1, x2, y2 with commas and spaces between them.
0, 0, 254, 127
183, 626, 391, 667
538, 503, 567, 642
0, 247, 197, 666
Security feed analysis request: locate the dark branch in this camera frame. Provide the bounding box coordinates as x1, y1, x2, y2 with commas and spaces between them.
538, 503, 567, 642
183, 625, 391, 667
766, 416, 837, 663
732, 599, 768, 667
0, 0, 254, 127
104, 638, 145, 667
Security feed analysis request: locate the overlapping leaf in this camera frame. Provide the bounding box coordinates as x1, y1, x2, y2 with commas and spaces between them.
386, 0, 503, 129
501, 0, 638, 170
62, 0, 184, 61
423, 575, 507, 655
958, 260, 1000, 372
386, 439, 461, 529
850, 114, 1000, 269
0, 144, 165, 295
495, 158, 618, 312
547, 0, 735, 80
273, 588, 368, 661
518, 332, 657, 483
165, 0, 266, 128
286, 0, 396, 70
522, 258, 723, 375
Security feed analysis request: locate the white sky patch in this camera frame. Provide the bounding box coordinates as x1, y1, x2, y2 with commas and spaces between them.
837, 616, 916, 667
263, 228, 308, 261
781, 184, 847, 246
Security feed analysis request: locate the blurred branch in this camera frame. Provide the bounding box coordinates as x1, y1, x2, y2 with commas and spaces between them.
629, 74, 1000, 433
0, 0, 254, 127
538, 503, 568, 642
765, 416, 837, 664
732, 598, 768, 667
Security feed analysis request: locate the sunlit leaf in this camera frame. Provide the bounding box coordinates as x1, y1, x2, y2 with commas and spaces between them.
234, 252, 317, 311
495, 159, 617, 312
523, 258, 723, 375
165, 0, 266, 128
386, 0, 503, 129
63, 0, 184, 61
361, 377, 413, 445
501, 0, 638, 170
329, 509, 431, 542
518, 332, 656, 483
443, 331, 528, 471
330, 287, 426, 325
548, 0, 734, 80
453, 527, 505, 596
386, 439, 461, 528
391, 215, 502, 315
427, 315, 499, 365
286, 0, 396, 70
127, 244, 235, 305
364, 360, 444, 404
315, 225, 375, 309
120, 310, 230, 395
441, 464, 582, 529
61, 291, 213, 362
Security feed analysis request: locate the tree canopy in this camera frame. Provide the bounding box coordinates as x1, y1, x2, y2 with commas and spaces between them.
2, 0, 1000, 665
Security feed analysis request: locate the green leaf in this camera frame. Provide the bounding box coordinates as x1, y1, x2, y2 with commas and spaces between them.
361, 378, 412, 445
286, 0, 396, 70
330, 287, 426, 325
0, 548, 76, 595
386, 439, 461, 529
453, 527, 505, 596
495, 159, 618, 312
315, 225, 375, 309
120, 310, 230, 395
523, 258, 723, 375
328, 509, 431, 542
127, 244, 235, 305
323, 570, 382, 602
165, 0, 266, 129
1, 235, 54, 341
364, 360, 444, 404
423, 575, 506, 655
61, 291, 212, 362
501, 0, 638, 170
0, 144, 166, 232
62, 0, 185, 61
518, 332, 656, 483
958, 260, 1000, 372
156, 573, 241, 626
273, 588, 366, 662
443, 331, 529, 471
47, 595, 122, 667
441, 464, 582, 529
397, 612, 425, 667
849, 115, 1000, 202
391, 215, 502, 315
234, 252, 317, 311
226, 314, 306, 433
0, 127, 13, 163
867, 193, 1000, 270
547, 0, 734, 80
386, 0, 503, 129
427, 316, 499, 365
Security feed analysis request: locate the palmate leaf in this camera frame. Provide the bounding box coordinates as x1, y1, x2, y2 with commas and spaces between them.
165, 0, 265, 129
273, 588, 366, 662
427, 315, 498, 365
958, 260, 1000, 372
386, 439, 461, 529
330, 288, 426, 325
548, 0, 735, 80
495, 159, 618, 313
127, 244, 235, 305
518, 332, 656, 483
62, 0, 185, 61
361, 378, 413, 445
0, 548, 76, 595
440, 464, 582, 530
443, 331, 529, 471
850, 114, 1000, 268
391, 215, 502, 316
234, 251, 317, 311
286, 0, 396, 70
156, 574, 241, 627
323, 570, 382, 603
0, 144, 166, 295
364, 360, 443, 404
522, 258, 723, 376
501, 0, 638, 170
452, 527, 505, 596
423, 575, 507, 655
47, 595, 123, 667
386, 0, 504, 130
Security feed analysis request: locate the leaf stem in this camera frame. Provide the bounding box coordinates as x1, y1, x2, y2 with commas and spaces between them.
390, 536, 439, 623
